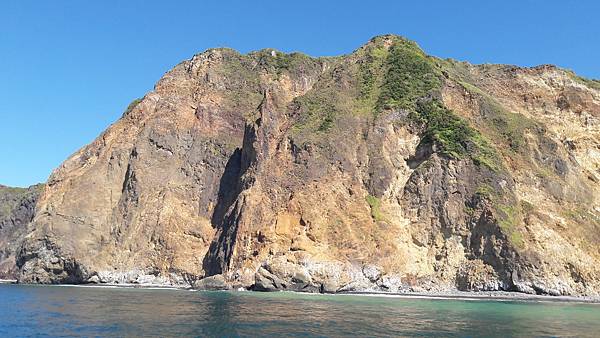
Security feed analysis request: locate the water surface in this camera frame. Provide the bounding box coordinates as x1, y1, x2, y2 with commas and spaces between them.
1, 284, 599, 337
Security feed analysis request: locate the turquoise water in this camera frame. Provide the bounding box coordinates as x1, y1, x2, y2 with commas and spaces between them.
1, 285, 599, 337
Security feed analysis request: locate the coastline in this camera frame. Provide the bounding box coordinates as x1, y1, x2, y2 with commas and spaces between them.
337, 290, 600, 304
5, 281, 600, 304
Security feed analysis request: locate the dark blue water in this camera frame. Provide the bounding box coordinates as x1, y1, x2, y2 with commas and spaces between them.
1, 285, 599, 337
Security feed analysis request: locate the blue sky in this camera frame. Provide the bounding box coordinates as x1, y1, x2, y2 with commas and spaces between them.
1, 0, 598, 187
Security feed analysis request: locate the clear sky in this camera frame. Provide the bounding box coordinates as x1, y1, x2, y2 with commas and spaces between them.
1, 0, 598, 187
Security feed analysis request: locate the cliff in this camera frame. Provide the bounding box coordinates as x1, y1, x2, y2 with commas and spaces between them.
13, 35, 600, 296
0, 184, 42, 279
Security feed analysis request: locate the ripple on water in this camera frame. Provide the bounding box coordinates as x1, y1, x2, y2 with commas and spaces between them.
1, 285, 599, 337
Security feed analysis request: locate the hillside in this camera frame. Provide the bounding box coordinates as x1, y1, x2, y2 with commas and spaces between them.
12, 35, 600, 296
0, 184, 42, 279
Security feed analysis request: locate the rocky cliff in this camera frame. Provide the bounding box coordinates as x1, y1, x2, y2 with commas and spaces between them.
0, 184, 42, 279
14, 35, 600, 296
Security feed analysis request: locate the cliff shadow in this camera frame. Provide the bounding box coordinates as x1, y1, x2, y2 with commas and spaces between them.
210, 148, 242, 228
203, 147, 245, 277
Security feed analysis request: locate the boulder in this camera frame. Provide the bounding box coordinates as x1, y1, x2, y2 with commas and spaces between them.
192, 274, 230, 291
253, 267, 287, 291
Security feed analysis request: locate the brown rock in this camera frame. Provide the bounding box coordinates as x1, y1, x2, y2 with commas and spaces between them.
192, 274, 229, 291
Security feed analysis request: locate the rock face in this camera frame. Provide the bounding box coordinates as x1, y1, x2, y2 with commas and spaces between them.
0, 184, 42, 279
13, 35, 600, 296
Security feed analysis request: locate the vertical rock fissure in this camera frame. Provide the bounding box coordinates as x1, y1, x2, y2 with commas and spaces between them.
202, 91, 273, 277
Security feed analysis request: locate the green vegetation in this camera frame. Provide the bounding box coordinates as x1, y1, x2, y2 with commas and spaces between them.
464, 205, 476, 216
472, 192, 529, 248
0, 200, 14, 218
273, 52, 311, 76
365, 195, 384, 221
0, 186, 28, 195
217, 54, 263, 120
266, 52, 346, 135
478, 96, 536, 153
355, 39, 502, 171
566, 70, 600, 91
292, 91, 339, 134
455, 79, 538, 155
578, 77, 600, 91
496, 204, 525, 248
0, 185, 42, 221
290, 37, 502, 172
376, 40, 440, 111
519, 200, 535, 214
317, 115, 334, 132
475, 184, 496, 199
359, 46, 387, 97
438, 60, 540, 159
412, 100, 500, 171
492, 111, 533, 152
535, 166, 556, 179
509, 231, 524, 248
356, 43, 389, 113
124, 98, 142, 115
471, 183, 529, 249
252, 50, 316, 78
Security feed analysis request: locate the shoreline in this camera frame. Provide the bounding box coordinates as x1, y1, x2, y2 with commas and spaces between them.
337, 290, 600, 304
5, 281, 600, 304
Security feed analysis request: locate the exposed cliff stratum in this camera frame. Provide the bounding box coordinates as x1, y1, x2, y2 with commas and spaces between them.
9, 36, 600, 296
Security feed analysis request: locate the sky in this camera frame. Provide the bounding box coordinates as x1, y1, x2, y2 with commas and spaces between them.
1, 0, 598, 187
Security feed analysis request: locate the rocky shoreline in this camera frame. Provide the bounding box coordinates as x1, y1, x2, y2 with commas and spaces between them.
6, 281, 600, 304
339, 290, 600, 304
17, 256, 600, 299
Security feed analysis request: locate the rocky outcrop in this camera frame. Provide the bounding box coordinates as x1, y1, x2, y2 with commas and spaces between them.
13, 35, 600, 296
0, 184, 42, 279
191, 274, 229, 291
16, 48, 326, 285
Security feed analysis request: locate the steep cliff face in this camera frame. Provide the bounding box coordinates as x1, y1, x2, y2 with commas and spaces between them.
16, 48, 327, 285
0, 184, 42, 279
15, 36, 600, 296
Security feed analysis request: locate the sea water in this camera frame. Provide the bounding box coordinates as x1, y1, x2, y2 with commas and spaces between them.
1, 284, 599, 337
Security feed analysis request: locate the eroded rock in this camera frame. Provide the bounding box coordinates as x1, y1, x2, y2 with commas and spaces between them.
192, 274, 229, 291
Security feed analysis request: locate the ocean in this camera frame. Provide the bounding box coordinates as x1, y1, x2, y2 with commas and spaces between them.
1, 284, 599, 337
